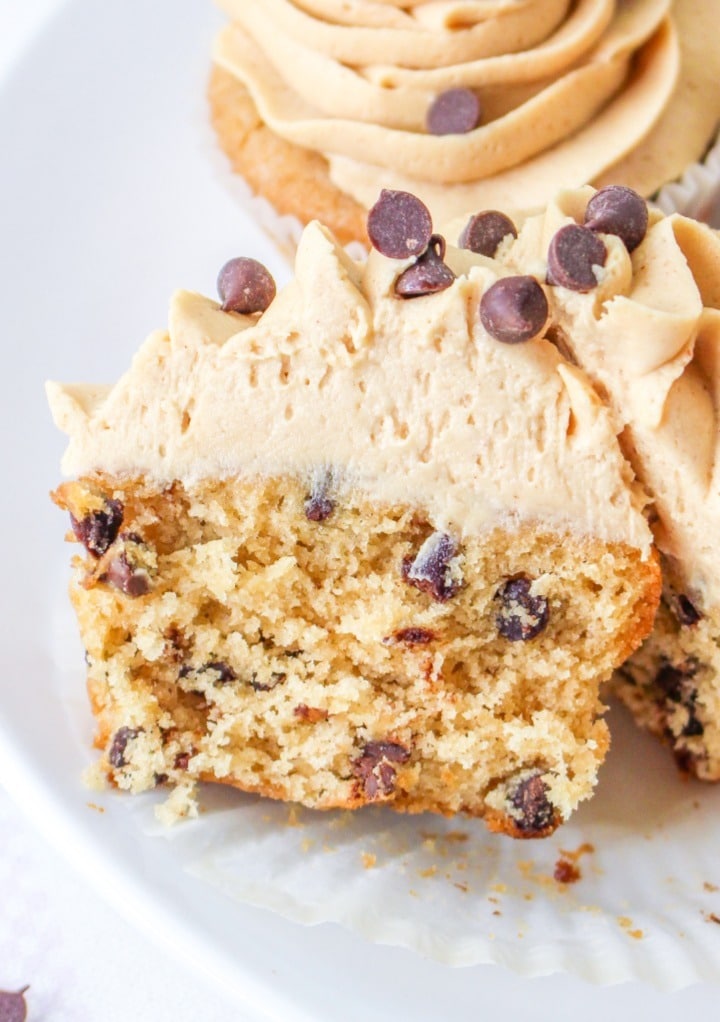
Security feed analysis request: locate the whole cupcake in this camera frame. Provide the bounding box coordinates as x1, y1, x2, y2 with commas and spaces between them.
208, 0, 720, 248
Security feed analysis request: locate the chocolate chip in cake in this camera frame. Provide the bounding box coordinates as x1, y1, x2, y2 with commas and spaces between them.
655, 661, 704, 738
459, 211, 517, 257
508, 771, 556, 835
217, 257, 276, 314
304, 475, 336, 522
547, 224, 607, 292
108, 726, 140, 769
671, 593, 702, 627
0, 987, 29, 1022
427, 87, 482, 136
479, 275, 548, 344
70, 497, 123, 558
352, 740, 410, 800
174, 751, 192, 771
250, 671, 287, 692
495, 576, 549, 641
395, 234, 455, 298
384, 627, 436, 646
204, 661, 236, 684
367, 189, 433, 259
402, 532, 462, 602
294, 704, 329, 723
584, 185, 648, 252
104, 533, 153, 598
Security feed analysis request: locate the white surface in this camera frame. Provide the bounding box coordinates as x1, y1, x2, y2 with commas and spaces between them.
2, 0, 720, 1017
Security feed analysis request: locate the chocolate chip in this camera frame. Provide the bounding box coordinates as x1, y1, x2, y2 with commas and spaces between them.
402, 532, 462, 602
304, 475, 335, 522
384, 627, 436, 645
672, 593, 702, 627
217, 257, 276, 314
179, 662, 236, 687
249, 671, 286, 692
508, 772, 556, 835
0, 987, 29, 1022
293, 704, 329, 723
479, 275, 548, 344
174, 751, 192, 771
104, 534, 153, 598
584, 185, 648, 252
495, 576, 549, 641
427, 87, 482, 135
367, 189, 433, 259
395, 234, 455, 298
655, 661, 703, 738
547, 224, 607, 291
108, 726, 140, 769
352, 740, 410, 800
459, 211, 517, 257
70, 497, 123, 557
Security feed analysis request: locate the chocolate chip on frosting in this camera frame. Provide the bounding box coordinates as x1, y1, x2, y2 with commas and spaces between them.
584, 185, 648, 252
479, 275, 548, 344
367, 189, 433, 259
427, 87, 482, 136
547, 224, 607, 292
395, 234, 455, 298
495, 576, 549, 641
217, 257, 276, 314
459, 211, 517, 257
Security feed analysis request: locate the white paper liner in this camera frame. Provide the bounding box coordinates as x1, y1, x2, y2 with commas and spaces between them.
648, 129, 720, 226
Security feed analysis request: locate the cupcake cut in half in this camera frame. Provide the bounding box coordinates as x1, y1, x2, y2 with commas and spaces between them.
448, 183, 720, 781
47, 190, 660, 836
208, 0, 720, 248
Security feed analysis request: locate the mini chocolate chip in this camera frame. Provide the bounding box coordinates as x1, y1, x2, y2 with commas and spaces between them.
395, 233, 455, 298
104, 550, 151, 597
402, 532, 462, 602
352, 740, 410, 800
495, 576, 549, 641
70, 497, 123, 558
384, 627, 436, 645
217, 257, 276, 314
547, 224, 607, 292
479, 275, 548, 344
459, 211, 517, 257
0, 987, 29, 1022
304, 474, 336, 522
108, 726, 140, 769
655, 661, 703, 738
204, 661, 236, 684
427, 87, 482, 136
509, 772, 556, 835
367, 190, 433, 259
250, 671, 286, 692
673, 593, 702, 627
584, 185, 648, 252
294, 704, 329, 722
174, 751, 192, 771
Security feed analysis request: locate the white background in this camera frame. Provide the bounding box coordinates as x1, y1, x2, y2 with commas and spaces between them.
2, 1, 720, 1019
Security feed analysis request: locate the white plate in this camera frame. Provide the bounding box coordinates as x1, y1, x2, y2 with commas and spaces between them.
4, 1, 720, 1016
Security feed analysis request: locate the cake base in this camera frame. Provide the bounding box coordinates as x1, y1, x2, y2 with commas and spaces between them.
53, 472, 660, 836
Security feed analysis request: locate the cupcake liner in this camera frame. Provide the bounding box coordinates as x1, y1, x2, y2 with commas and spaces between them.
653, 128, 720, 226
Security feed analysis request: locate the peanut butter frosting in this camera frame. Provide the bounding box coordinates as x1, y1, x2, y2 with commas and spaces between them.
47, 208, 652, 554
447, 186, 720, 606
213, 0, 720, 223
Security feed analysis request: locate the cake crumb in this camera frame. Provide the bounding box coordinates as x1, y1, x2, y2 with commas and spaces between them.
86, 802, 105, 814
704, 882, 719, 893
361, 852, 377, 869
418, 865, 437, 879
703, 912, 720, 925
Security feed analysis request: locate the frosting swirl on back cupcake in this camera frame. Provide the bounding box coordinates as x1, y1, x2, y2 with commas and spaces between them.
213, 0, 720, 221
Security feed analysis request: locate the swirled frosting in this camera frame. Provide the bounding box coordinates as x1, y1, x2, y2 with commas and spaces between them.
213, 0, 720, 222
47, 204, 652, 555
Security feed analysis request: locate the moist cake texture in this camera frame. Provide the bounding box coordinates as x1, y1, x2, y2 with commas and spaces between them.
48, 190, 660, 834
209, 0, 720, 243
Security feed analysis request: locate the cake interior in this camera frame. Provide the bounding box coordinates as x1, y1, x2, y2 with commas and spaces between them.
53, 472, 659, 835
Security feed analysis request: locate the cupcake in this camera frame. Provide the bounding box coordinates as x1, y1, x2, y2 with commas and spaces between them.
208, 0, 720, 249
47, 189, 659, 835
